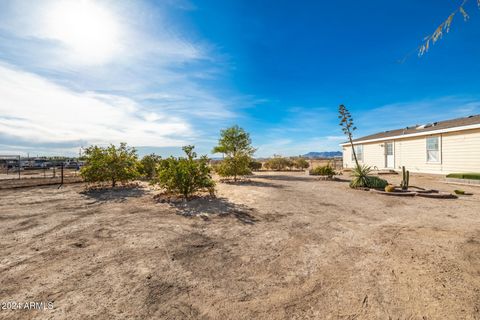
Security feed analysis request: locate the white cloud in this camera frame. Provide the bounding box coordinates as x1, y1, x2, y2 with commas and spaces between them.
0, 0, 204, 67
0, 0, 242, 156
0, 64, 192, 151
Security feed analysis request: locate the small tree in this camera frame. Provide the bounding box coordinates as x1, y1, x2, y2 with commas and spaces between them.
155, 146, 214, 200
139, 154, 161, 180
212, 125, 256, 181
293, 157, 309, 170
338, 104, 359, 168
80, 143, 139, 187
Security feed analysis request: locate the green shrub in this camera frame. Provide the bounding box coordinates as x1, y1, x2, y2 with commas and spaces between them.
349, 164, 371, 188
215, 155, 252, 179
212, 125, 256, 181
264, 156, 294, 171
80, 143, 140, 187
446, 173, 480, 180
309, 165, 335, 177
349, 165, 388, 189
249, 160, 263, 171
293, 157, 309, 170
155, 145, 214, 200
139, 154, 161, 180
367, 176, 389, 189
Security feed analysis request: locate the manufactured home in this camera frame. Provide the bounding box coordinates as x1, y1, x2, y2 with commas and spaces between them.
341, 115, 480, 174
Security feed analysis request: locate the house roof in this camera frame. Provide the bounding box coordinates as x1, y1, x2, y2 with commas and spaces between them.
343, 114, 480, 145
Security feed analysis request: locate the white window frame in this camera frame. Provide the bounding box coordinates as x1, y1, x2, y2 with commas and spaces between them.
426, 135, 441, 164
352, 144, 364, 162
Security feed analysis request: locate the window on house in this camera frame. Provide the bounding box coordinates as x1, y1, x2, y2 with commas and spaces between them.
352, 145, 363, 162
426, 136, 440, 163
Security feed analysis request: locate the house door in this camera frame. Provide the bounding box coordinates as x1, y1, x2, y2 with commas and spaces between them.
385, 142, 394, 168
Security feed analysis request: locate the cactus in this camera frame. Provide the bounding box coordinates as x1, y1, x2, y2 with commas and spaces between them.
400, 166, 410, 190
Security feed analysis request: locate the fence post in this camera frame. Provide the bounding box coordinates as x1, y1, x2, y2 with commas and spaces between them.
61, 162, 64, 185
18, 156, 20, 179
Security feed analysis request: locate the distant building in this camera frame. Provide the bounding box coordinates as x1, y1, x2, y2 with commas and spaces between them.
341, 115, 480, 174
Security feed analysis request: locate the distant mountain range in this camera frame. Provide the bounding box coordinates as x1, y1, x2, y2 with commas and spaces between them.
302, 151, 342, 158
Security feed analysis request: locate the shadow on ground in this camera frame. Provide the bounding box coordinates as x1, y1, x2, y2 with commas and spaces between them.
173, 196, 258, 225
221, 179, 285, 189
81, 186, 147, 204
254, 174, 351, 184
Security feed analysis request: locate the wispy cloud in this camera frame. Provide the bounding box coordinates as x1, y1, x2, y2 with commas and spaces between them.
0, 64, 194, 153
0, 0, 241, 156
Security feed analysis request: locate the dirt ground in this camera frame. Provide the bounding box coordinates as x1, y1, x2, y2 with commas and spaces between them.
1, 172, 479, 319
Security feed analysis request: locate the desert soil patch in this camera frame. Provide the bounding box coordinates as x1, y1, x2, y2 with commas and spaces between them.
0, 172, 479, 319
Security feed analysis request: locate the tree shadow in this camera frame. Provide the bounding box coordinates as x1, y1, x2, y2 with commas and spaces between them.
81, 186, 147, 204
253, 174, 317, 182
221, 179, 285, 189
172, 196, 258, 225
254, 174, 351, 183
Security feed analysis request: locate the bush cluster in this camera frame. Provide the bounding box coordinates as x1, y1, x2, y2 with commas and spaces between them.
309, 164, 335, 177
154, 146, 215, 200
263, 156, 309, 171
80, 143, 139, 187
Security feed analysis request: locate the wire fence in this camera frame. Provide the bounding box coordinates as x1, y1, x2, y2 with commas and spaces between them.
0, 156, 83, 189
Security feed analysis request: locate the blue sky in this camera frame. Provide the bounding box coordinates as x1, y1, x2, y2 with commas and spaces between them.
0, 0, 479, 157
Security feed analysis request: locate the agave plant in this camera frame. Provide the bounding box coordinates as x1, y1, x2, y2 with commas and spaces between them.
349, 165, 389, 189
349, 164, 371, 188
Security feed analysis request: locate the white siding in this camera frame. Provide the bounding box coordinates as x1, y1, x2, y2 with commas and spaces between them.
343, 142, 387, 169
343, 128, 480, 174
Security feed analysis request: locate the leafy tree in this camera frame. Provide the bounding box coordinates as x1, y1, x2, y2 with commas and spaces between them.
215, 154, 252, 178
80, 143, 140, 187
155, 146, 214, 200
139, 154, 161, 180
212, 125, 256, 181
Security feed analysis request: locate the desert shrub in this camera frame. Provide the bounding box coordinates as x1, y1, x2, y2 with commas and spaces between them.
212, 125, 255, 181
80, 143, 140, 188
264, 156, 294, 171
215, 155, 252, 179
309, 164, 335, 177
349, 164, 371, 188
349, 165, 388, 189
155, 146, 214, 200
249, 160, 263, 171
294, 157, 309, 170
139, 153, 161, 180
367, 176, 389, 189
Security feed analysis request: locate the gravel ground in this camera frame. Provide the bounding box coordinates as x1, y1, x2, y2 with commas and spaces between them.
0, 172, 479, 319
